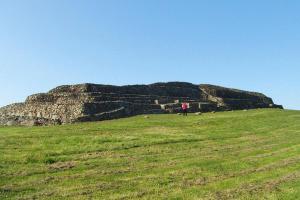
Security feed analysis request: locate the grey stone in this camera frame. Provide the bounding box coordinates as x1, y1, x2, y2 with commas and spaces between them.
0, 82, 283, 126
6, 120, 17, 126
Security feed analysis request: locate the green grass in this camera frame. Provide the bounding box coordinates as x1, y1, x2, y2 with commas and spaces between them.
1, 109, 300, 199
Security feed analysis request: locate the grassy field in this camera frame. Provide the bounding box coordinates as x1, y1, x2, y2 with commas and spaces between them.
1, 109, 300, 199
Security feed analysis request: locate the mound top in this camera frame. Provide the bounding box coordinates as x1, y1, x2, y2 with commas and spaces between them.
0, 82, 283, 125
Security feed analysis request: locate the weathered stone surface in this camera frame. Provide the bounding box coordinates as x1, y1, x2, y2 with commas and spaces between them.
0, 82, 283, 126
199, 84, 283, 110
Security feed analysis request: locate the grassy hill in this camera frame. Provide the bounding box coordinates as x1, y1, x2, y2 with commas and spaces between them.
1, 109, 300, 199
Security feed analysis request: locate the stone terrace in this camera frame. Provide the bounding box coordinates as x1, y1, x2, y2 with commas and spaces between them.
0, 82, 283, 126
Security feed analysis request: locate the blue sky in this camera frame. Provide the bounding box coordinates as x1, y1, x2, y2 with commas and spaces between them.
0, 0, 299, 109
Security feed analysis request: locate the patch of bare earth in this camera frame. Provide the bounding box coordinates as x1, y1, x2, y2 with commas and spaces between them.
48, 161, 76, 171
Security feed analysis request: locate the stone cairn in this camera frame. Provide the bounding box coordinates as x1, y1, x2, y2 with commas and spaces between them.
0, 82, 283, 126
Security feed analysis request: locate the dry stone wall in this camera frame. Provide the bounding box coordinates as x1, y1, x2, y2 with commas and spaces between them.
0, 82, 283, 126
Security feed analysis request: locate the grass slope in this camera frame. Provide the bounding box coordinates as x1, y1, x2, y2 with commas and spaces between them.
1, 109, 300, 199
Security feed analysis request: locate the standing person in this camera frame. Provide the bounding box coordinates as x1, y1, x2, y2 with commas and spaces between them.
182, 102, 188, 116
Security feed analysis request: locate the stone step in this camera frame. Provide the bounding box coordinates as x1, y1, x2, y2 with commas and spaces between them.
92, 96, 154, 103
92, 96, 200, 104
75, 107, 128, 122
26, 91, 201, 105
88, 92, 200, 101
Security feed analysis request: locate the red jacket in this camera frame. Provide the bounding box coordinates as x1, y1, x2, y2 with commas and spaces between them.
182, 103, 188, 110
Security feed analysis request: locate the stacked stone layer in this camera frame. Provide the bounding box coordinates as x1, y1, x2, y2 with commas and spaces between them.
0, 82, 283, 125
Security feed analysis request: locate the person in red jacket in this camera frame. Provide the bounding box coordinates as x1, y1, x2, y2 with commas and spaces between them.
181, 102, 188, 116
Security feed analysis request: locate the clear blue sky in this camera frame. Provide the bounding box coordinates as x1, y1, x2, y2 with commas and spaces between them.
0, 0, 299, 109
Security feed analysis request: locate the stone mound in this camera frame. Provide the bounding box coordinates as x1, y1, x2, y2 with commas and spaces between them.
0, 82, 283, 125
